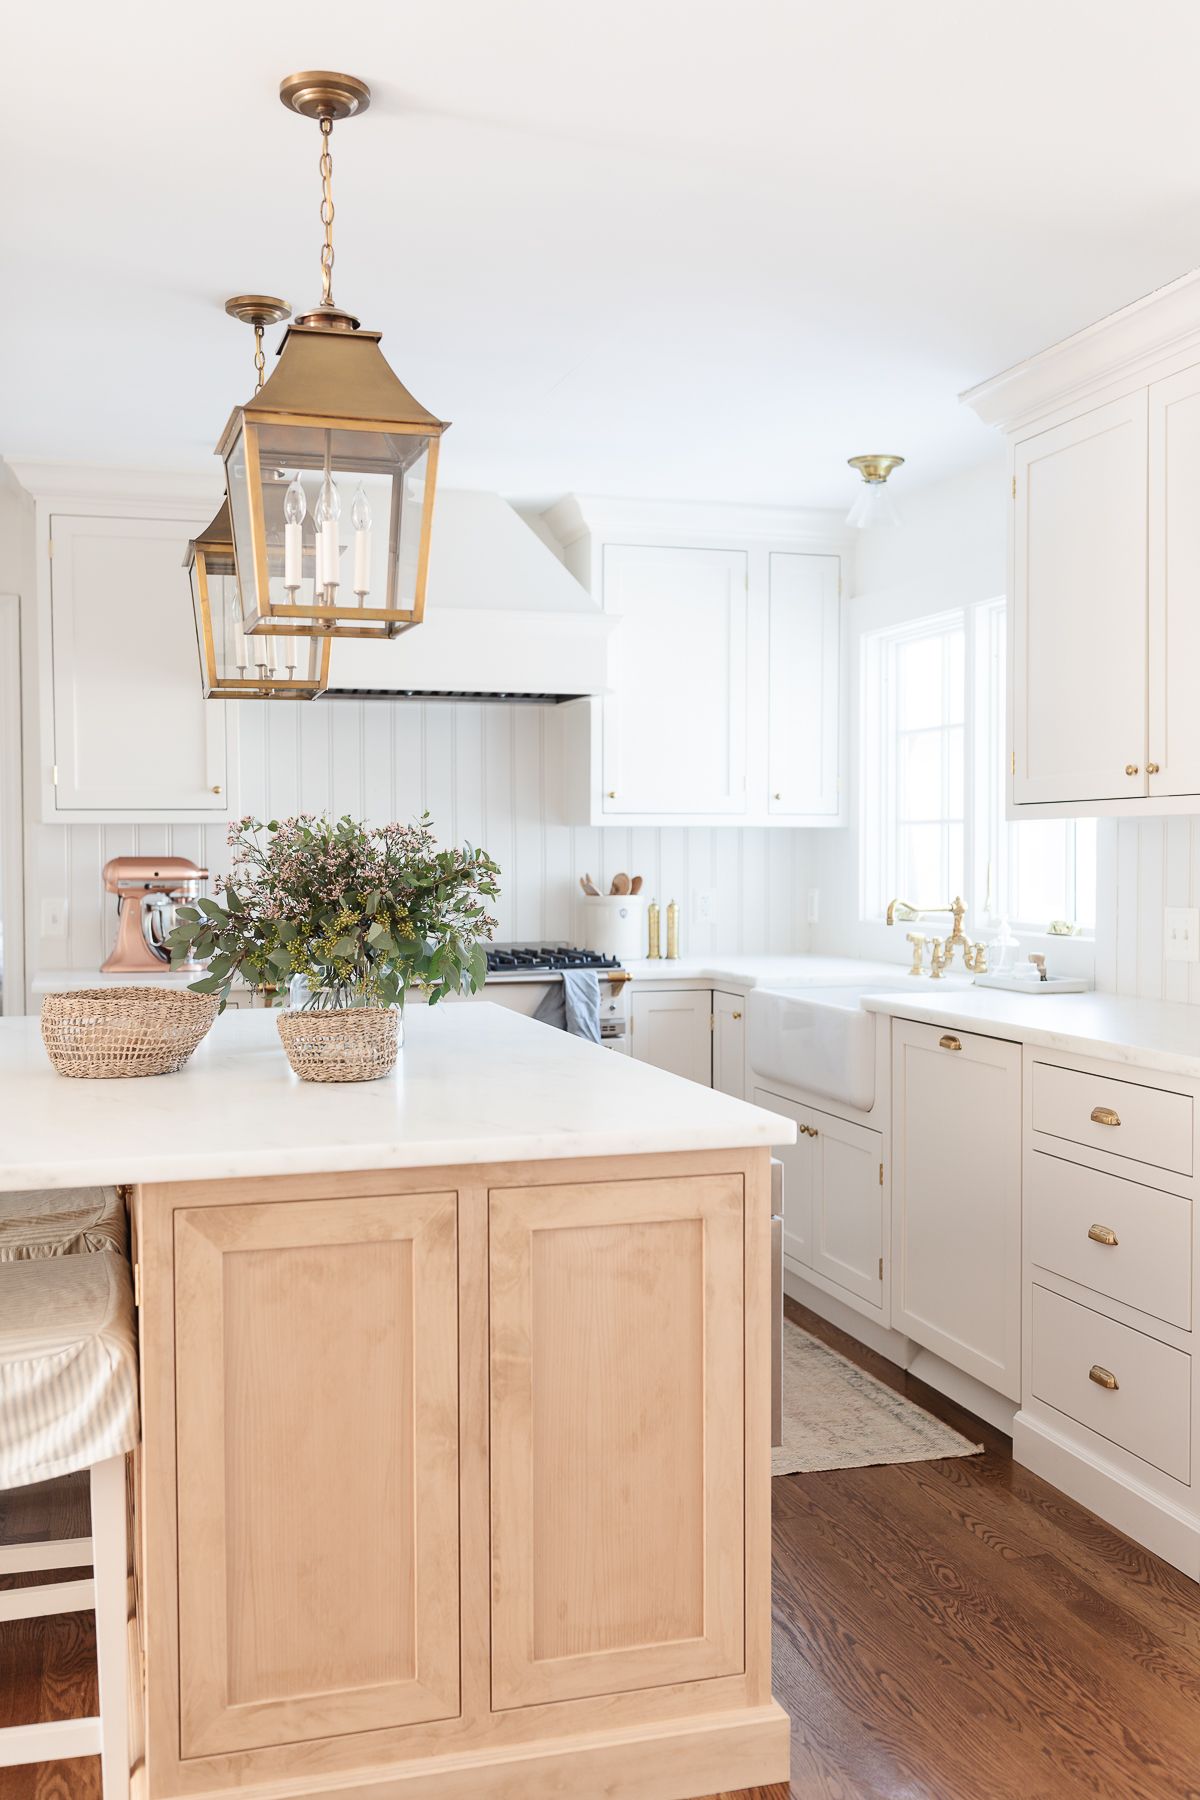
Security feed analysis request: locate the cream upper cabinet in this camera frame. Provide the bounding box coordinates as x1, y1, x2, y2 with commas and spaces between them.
48, 512, 229, 820
1149, 364, 1200, 798
891, 1019, 1021, 1399
767, 552, 840, 817
964, 272, 1200, 818
601, 544, 748, 817
1012, 395, 1148, 806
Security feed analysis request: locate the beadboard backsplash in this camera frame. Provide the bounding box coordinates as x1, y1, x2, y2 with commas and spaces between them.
1094, 816, 1200, 1004
29, 700, 813, 978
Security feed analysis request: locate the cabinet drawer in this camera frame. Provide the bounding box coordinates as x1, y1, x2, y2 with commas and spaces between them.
1031, 1061, 1193, 1177
1029, 1154, 1192, 1329
1031, 1285, 1191, 1483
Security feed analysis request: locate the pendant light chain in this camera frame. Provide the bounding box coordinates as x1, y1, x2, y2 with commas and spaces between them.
319, 115, 336, 308
253, 323, 266, 392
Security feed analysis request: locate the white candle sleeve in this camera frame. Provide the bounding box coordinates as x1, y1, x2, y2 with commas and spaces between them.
284, 520, 302, 591
354, 526, 371, 598
321, 519, 340, 587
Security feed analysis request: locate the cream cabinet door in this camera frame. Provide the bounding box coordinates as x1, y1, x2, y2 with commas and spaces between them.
173, 1191, 460, 1758
1149, 363, 1200, 797
756, 1088, 814, 1271
712, 989, 746, 1097
630, 987, 712, 1085
49, 514, 228, 815
767, 552, 840, 817
489, 1174, 745, 1708
807, 1106, 885, 1315
891, 1020, 1022, 1399
1012, 394, 1148, 805
601, 544, 747, 816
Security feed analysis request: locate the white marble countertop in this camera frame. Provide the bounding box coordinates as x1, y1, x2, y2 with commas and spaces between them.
0, 1001, 795, 1193
622, 953, 907, 987
862, 985, 1200, 1079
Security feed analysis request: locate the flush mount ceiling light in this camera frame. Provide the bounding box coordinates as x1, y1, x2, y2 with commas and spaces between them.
215, 71, 450, 644
186, 296, 332, 700
846, 453, 905, 529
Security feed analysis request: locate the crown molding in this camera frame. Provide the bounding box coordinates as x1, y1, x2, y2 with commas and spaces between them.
542, 492, 855, 551
4, 460, 221, 515
961, 266, 1200, 434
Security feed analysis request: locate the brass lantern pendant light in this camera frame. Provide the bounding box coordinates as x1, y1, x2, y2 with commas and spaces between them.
216, 72, 450, 643
187, 295, 332, 699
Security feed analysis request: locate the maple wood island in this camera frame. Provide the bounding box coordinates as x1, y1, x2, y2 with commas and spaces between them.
0, 1001, 794, 1800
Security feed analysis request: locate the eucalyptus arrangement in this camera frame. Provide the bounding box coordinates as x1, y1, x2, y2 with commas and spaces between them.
168, 812, 501, 1014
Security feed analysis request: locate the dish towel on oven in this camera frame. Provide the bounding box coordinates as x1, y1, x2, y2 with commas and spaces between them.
533, 969, 602, 1042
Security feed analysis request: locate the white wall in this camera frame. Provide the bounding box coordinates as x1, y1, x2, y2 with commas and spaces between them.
29, 701, 812, 981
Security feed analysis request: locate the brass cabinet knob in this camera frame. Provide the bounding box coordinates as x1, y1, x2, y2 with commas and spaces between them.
774, 792, 782, 801
799, 1123, 820, 1138
212, 785, 222, 794
1087, 1223, 1119, 1246
1125, 764, 1139, 776
1148, 762, 1160, 775
1090, 1105, 1121, 1127
1088, 1364, 1119, 1391
731, 1010, 742, 1020
607, 790, 616, 799
938, 1034, 962, 1051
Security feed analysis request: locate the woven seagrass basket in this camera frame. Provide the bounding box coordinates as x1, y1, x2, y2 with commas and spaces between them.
41, 987, 219, 1079
276, 1006, 400, 1082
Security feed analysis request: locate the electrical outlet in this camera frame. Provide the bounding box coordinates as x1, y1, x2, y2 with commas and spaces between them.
807, 888, 820, 925
41, 898, 68, 937
693, 888, 717, 926
1164, 907, 1199, 962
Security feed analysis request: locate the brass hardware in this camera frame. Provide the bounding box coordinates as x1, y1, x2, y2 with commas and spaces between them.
1148, 762, 1160, 775
1011, 749, 1016, 775
878, 1255, 884, 1279
906, 931, 926, 976
1090, 1105, 1121, 1128
879, 1162, 884, 1186
773, 792, 782, 801
969, 941, 989, 974
929, 940, 946, 978
887, 895, 970, 973
646, 900, 661, 959
848, 454, 904, 485
666, 899, 679, 960
607, 790, 617, 799
1011, 474, 1017, 500
708, 1013, 715, 1032
938, 1034, 962, 1052
279, 70, 372, 122
731, 1010, 742, 1020
133, 1263, 142, 1309
1125, 764, 1139, 776
799, 1123, 820, 1138
1088, 1364, 1119, 1391
1087, 1223, 1119, 1246
225, 295, 291, 394
51, 764, 58, 786
211, 785, 222, 795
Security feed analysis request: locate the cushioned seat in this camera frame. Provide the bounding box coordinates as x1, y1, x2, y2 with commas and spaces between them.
0, 1252, 139, 1489
0, 1185, 126, 1262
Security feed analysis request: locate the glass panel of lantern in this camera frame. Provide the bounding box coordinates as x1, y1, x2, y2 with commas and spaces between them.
185, 500, 330, 699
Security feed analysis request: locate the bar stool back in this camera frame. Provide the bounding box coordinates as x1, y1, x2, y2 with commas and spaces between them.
0, 1250, 140, 1796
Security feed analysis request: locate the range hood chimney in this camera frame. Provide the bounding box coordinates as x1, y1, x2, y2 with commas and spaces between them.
322, 490, 611, 702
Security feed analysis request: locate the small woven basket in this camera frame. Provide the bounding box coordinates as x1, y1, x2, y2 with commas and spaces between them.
41, 987, 219, 1079
276, 1007, 400, 1083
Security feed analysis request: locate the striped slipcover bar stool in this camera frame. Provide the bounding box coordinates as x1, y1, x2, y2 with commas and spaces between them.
0, 1185, 126, 1262
0, 1249, 140, 1796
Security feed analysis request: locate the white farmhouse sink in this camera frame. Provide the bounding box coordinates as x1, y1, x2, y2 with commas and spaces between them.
747, 978, 918, 1111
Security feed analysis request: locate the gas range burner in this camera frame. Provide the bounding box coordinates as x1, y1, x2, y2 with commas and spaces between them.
485, 945, 623, 975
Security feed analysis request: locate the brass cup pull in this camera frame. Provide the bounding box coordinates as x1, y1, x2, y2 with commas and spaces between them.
1088, 1364, 1119, 1391
1125, 764, 1139, 776
1090, 1105, 1121, 1127
939, 1034, 962, 1052
1087, 1223, 1119, 1246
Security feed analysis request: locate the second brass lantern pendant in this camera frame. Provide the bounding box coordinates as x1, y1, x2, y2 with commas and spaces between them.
217, 71, 450, 644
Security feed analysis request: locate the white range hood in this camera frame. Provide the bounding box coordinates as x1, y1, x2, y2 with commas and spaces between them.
323, 489, 611, 701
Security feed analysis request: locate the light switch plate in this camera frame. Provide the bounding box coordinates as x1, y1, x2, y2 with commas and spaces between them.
41, 897, 68, 937
1164, 907, 1199, 962
693, 888, 717, 926
807, 888, 820, 924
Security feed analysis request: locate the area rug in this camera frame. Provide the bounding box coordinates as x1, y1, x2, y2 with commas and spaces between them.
772, 1320, 983, 1476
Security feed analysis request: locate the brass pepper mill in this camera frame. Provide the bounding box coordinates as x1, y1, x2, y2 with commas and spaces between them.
647, 899, 662, 959
666, 899, 680, 960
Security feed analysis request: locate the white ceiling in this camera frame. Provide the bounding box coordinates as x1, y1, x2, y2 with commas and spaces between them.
8, 0, 1200, 508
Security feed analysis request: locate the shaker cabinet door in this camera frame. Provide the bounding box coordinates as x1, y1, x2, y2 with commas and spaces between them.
1012, 395, 1148, 805
767, 552, 840, 816
49, 514, 228, 815
630, 987, 713, 1085
173, 1191, 460, 1758
601, 544, 748, 816
1149, 362, 1200, 797
489, 1174, 745, 1709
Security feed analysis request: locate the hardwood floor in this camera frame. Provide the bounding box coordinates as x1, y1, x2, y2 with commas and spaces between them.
3, 1300, 1199, 1799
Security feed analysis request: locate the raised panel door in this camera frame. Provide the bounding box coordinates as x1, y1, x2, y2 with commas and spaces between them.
767, 552, 840, 816
891, 1020, 1022, 1399
713, 990, 746, 1098
173, 1191, 460, 1757
1149, 363, 1200, 796
489, 1174, 745, 1708
754, 1088, 814, 1271
1012, 395, 1148, 804
808, 1107, 885, 1314
50, 514, 227, 813
630, 987, 713, 1084
601, 544, 747, 816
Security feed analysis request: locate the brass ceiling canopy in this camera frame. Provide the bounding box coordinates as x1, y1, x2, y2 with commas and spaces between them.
212, 71, 449, 643
847, 454, 905, 485
224, 295, 292, 329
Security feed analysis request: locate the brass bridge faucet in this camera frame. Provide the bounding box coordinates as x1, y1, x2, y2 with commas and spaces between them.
886, 896, 987, 976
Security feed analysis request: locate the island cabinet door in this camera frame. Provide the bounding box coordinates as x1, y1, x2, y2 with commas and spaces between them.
489, 1173, 746, 1709
173, 1192, 460, 1759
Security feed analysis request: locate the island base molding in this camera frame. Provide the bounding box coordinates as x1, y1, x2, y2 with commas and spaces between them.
152, 1705, 790, 1800
131, 1148, 786, 1799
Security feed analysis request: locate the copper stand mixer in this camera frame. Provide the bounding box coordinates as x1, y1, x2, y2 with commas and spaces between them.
100, 857, 209, 975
